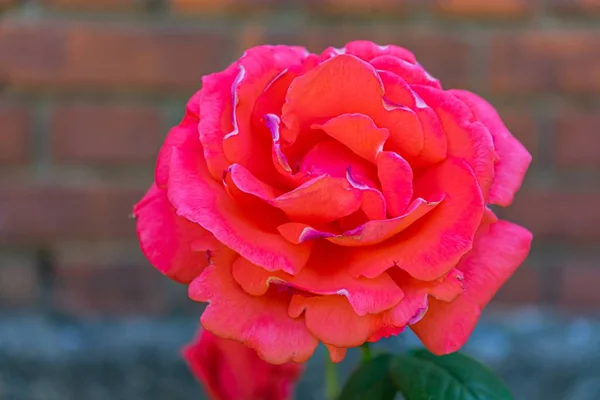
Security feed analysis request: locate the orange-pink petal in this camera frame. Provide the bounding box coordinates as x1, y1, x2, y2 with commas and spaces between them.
370, 55, 441, 88
377, 151, 413, 217
313, 113, 389, 164
189, 256, 319, 365
451, 90, 532, 207
413, 85, 496, 200
223, 46, 308, 185
347, 157, 485, 281
167, 134, 311, 275
412, 219, 532, 355
281, 54, 423, 158
232, 245, 404, 316
134, 184, 216, 284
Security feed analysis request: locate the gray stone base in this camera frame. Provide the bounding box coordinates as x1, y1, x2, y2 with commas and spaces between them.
1, 307, 599, 400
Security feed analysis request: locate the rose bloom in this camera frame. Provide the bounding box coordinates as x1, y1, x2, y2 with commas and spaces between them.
184, 328, 303, 400
134, 41, 532, 364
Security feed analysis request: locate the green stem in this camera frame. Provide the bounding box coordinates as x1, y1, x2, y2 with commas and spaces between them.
360, 342, 372, 364
325, 354, 339, 400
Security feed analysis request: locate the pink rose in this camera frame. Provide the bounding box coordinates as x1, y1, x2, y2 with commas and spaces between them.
184, 328, 303, 400
134, 41, 532, 364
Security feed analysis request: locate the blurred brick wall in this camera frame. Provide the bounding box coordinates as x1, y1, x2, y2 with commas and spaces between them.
0, 0, 599, 317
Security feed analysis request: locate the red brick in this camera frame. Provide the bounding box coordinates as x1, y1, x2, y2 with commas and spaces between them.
307, 0, 406, 14
434, 0, 535, 18
170, 0, 279, 13
0, 103, 30, 165
502, 191, 600, 241
0, 254, 39, 308
491, 31, 600, 94
494, 264, 542, 304
559, 262, 600, 309
556, 111, 600, 169
0, 185, 144, 242
0, 0, 18, 10
500, 110, 539, 162
43, 0, 143, 11
550, 0, 600, 15
53, 242, 166, 317
51, 103, 163, 165
0, 21, 231, 90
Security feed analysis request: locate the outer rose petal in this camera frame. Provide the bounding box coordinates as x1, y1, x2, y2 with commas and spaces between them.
413, 85, 496, 200
224, 46, 308, 185
134, 184, 216, 284
189, 253, 319, 365
282, 54, 424, 158
167, 132, 311, 275
289, 294, 384, 349
412, 219, 533, 355
156, 91, 203, 188
369, 55, 441, 88
347, 158, 485, 281
199, 66, 237, 180
450, 90, 532, 206
343, 40, 417, 63
231, 243, 404, 316
183, 328, 303, 400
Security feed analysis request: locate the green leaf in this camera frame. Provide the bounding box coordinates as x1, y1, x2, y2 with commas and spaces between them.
390, 349, 513, 400
338, 354, 397, 400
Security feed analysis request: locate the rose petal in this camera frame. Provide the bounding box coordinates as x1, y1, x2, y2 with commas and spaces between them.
451, 90, 532, 206
232, 242, 404, 316
370, 55, 441, 88
167, 133, 311, 275
378, 72, 447, 165
282, 54, 423, 158
412, 219, 532, 355
327, 197, 442, 247
289, 294, 384, 348
156, 91, 203, 188
265, 114, 312, 188
134, 184, 216, 283
183, 329, 304, 400
189, 255, 319, 365
377, 151, 413, 217
272, 175, 363, 224
343, 40, 417, 64
199, 66, 237, 180
313, 113, 389, 164
413, 85, 496, 200
223, 46, 308, 185
347, 157, 485, 281
325, 345, 347, 364
375, 267, 465, 331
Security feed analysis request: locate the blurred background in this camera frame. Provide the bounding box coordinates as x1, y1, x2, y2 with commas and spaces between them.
0, 0, 599, 399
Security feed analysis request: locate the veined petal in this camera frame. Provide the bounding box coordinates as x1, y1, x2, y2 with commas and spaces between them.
370, 55, 441, 88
